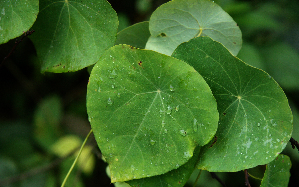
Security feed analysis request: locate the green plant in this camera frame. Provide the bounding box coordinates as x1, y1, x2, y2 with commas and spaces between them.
1, 0, 298, 186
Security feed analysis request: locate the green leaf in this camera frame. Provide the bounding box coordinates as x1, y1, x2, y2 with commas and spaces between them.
127, 146, 201, 187
0, 0, 38, 44
34, 95, 62, 150
260, 154, 291, 187
87, 45, 219, 182
30, 0, 118, 73
261, 42, 299, 90
172, 36, 293, 172
145, 0, 242, 56
115, 21, 150, 49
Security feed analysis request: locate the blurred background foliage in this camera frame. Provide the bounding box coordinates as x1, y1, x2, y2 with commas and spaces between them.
0, 0, 299, 186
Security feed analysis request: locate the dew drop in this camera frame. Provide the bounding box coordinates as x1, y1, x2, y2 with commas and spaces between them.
109, 69, 117, 79
180, 130, 186, 136
162, 120, 165, 127
166, 106, 172, 115
111, 84, 115, 89
164, 129, 168, 134
1, 8, 5, 15
107, 97, 113, 105
183, 152, 191, 159
257, 123, 261, 127
175, 105, 179, 112
150, 139, 156, 145
117, 93, 121, 97
193, 118, 198, 132
169, 85, 175, 92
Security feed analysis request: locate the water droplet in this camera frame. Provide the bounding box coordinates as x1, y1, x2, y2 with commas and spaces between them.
164, 129, 168, 133
166, 106, 172, 115
150, 140, 156, 145
117, 93, 121, 97
193, 118, 198, 132
1, 8, 5, 15
107, 97, 113, 105
175, 105, 179, 112
109, 69, 117, 79
162, 120, 165, 127
97, 86, 101, 92
183, 152, 191, 159
257, 123, 261, 127
180, 130, 186, 136
169, 85, 174, 92
111, 84, 115, 89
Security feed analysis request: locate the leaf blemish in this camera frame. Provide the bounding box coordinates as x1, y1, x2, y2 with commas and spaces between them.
158, 32, 167, 37
138, 61, 144, 68
209, 136, 217, 148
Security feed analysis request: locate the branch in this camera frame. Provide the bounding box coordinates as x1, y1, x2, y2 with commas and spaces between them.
290, 137, 299, 151
210, 172, 226, 187
244, 169, 251, 187
0, 30, 35, 68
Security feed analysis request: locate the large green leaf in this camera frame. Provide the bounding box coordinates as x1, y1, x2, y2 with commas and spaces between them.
127, 146, 201, 187
260, 154, 291, 187
30, 0, 118, 73
172, 36, 293, 172
0, 0, 38, 44
145, 0, 242, 56
87, 45, 219, 182
115, 21, 150, 49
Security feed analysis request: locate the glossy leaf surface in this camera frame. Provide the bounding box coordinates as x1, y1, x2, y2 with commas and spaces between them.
173, 37, 293, 172
146, 0, 242, 56
115, 21, 150, 49
87, 45, 218, 182
127, 147, 200, 187
30, 0, 118, 73
260, 154, 291, 187
0, 0, 38, 44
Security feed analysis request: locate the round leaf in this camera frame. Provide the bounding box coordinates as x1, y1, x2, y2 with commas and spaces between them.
145, 0, 242, 56
0, 0, 38, 44
172, 36, 293, 172
30, 0, 118, 73
87, 45, 218, 182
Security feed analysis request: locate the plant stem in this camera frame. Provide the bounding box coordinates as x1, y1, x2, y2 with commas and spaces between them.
61, 129, 93, 187
193, 169, 202, 187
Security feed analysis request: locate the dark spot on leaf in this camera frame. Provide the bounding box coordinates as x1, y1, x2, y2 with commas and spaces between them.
138, 61, 144, 68
223, 112, 226, 116
233, 42, 236, 44
209, 136, 217, 148
158, 33, 167, 37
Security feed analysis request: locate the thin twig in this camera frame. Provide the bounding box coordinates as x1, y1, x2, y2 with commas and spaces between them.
0, 30, 35, 68
290, 137, 299, 151
210, 172, 226, 187
244, 169, 251, 187
0, 146, 80, 186
193, 170, 202, 187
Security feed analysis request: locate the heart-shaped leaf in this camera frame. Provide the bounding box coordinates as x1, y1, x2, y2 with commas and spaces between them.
260, 154, 291, 187
145, 0, 242, 56
172, 36, 293, 172
0, 0, 38, 44
30, 0, 118, 73
87, 45, 218, 182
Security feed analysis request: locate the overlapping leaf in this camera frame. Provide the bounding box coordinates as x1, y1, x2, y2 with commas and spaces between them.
87, 45, 218, 182
172, 36, 293, 172
145, 0, 242, 56
260, 154, 291, 187
0, 0, 38, 44
115, 21, 150, 49
30, 0, 118, 73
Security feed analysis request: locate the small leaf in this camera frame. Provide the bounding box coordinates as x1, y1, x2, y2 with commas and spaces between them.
260, 154, 291, 187
115, 21, 150, 49
87, 45, 218, 182
146, 0, 242, 56
127, 146, 201, 187
0, 0, 38, 44
30, 0, 118, 73
172, 36, 293, 172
